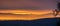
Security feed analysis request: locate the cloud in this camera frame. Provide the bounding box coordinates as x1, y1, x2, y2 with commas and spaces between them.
0, 0, 57, 10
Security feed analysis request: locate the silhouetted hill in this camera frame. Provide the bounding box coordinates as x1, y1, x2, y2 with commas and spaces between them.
0, 18, 59, 26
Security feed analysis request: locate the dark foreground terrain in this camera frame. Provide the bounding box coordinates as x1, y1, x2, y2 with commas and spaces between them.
0, 18, 59, 26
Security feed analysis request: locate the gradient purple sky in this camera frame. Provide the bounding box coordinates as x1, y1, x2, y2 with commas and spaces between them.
0, 0, 59, 10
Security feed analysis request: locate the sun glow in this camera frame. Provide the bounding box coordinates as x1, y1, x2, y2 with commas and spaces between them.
0, 10, 51, 15
0, 10, 57, 20
12, 13, 32, 14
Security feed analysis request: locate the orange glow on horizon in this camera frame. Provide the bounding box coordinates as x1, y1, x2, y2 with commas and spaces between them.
0, 10, 59, 20
0, 10, 52, 15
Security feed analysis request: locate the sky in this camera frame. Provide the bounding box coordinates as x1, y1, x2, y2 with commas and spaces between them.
0, 0, 60, 20
0, 0, 58, 10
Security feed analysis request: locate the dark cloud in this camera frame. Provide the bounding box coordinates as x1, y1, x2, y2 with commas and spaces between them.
0, 0, 58, 10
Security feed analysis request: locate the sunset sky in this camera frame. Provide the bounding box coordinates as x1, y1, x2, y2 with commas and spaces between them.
0, 0, 60, 20
0, 0, 58, 10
